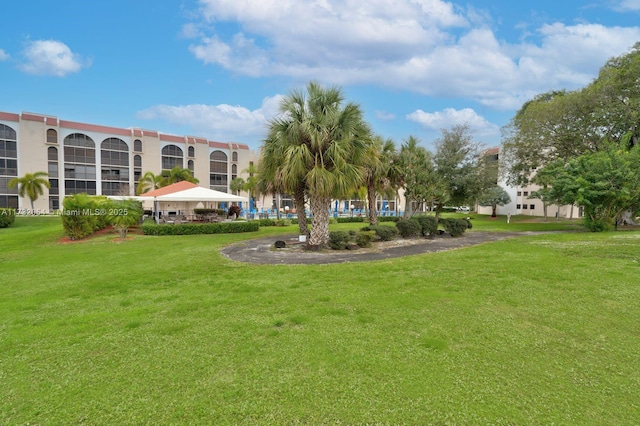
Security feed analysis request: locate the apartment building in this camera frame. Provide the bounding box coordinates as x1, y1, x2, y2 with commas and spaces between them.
0, 111, 255, 211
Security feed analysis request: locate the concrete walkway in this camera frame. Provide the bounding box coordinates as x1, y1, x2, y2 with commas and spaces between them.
221, 232, 527, 265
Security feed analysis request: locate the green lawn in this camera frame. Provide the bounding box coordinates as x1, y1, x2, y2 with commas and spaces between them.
1, 216, 639, 424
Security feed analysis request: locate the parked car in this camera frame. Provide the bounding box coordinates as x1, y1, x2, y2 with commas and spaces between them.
457, 206, 470, 212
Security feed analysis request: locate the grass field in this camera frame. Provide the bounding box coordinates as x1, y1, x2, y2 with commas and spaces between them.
1, 215, 639, 424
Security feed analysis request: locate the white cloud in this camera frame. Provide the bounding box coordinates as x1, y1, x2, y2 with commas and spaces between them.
186, 0, 640, 110
375, 110, 396, 121
20, 40, 88, 77
407, 107, 500, 138
614, 0, 640, 11
0, 49, 9, 61
137, 95, 284, 142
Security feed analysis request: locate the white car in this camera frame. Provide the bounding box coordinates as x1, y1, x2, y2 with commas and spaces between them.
457, 206, 470, 212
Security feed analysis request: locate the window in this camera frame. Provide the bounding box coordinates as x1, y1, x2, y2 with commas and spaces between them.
530, 204, 535, 210
133, 155, 142, 168
47, 129, 58, 144
101, 138, 130, 195
232, 151, 238, 162
516, 191, 522, 196
63, 133, 96, 195
523, 191, 529, 196
161, 145, 183, 170
210, 150, 228, 192
134, 139, 142, 152
0, 124, 19, 208
188, 146, 195, 157
522, 204, 528, 209
516, 204, 521, 209
133, 155, 142, 184
188, 159, 194, 172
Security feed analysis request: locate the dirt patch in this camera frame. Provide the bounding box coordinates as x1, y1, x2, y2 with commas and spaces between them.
57, 226, 143, 244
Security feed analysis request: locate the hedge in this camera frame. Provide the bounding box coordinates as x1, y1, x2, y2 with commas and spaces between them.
395, 218, 421, 238
141, 221, 259, 235
0, 208, 16, 228
414, 215, 439, 237
439, 218, 469, 237
258, 218, 292, 227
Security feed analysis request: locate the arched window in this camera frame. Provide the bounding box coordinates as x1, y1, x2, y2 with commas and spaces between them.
134, 139, 142, 152
47, 129, 58, 144
134, 155, 142, 184
209, 150, 228, 192
63, 133, 96, 195
188, 159, 194, 172
232, 151, 238, 162
101, 138, 129, 195
48, 147, 59, 210
161, 145, 183, 170
0, 124, 18, 208
188, 146, 195, 157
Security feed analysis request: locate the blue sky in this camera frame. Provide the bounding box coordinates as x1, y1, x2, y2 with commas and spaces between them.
1, 0, 640, 151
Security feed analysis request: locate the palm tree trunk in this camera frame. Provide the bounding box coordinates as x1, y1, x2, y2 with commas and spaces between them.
309, 195, 331, 249
367, 182, 378, 226
293, 184, 308, 237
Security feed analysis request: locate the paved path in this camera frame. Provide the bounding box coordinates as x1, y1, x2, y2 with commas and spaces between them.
221, 232, 527, 265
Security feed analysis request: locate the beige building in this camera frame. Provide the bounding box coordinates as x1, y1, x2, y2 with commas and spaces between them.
0, 111, 256, 212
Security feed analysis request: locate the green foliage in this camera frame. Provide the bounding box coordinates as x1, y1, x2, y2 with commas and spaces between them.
478, 186, 512, 217
328, 230, 351, 250
61, 194, 111, 239
395, 218, 421, 238
369, 224, 399, 241
8, 171, 50, 209
355, 230, 376, 248
258, 218, 292, 227
107, 199, 144, 239
439, 218, 469, 237
336, 217, 366, 223
377, 216, 399, 222
193, 208, 219, 215
0, 208, 16, 228
141, 221, 259, 235
413, 215, 439, 237
328, 217, 338, 225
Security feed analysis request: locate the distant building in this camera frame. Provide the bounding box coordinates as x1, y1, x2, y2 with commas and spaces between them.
0, 111, 255, 211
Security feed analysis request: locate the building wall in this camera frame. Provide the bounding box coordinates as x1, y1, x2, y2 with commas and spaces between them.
0, 111, 257, 211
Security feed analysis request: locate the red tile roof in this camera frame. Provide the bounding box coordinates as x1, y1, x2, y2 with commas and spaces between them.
141, 181, 199, 197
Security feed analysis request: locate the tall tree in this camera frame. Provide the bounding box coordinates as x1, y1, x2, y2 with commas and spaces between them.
136, 171, 163, 195
160, 166, 199, 187
397, 136, 441, 217
261, 81, 371, 248
9, 171, 50, 210
363, 135, 397, 225
433, 124, 487, 214
478, 186, 511, 218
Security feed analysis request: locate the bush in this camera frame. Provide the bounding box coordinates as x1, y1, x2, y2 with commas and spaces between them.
377, 216, 399, 223
193, 208, 218, 215
61, 194, 111, 239
439, 218, 468, 237
328, 217, 338, 225
0, 208, 16, 228
258, 218, 292, 227
396, 218, 421, 238
328, 230, 351, 250
369, 225, 399, 241
336, 217, 365, 223
356, 230, 376, 248
414, 215, 438, 237
142, 221, 259, 235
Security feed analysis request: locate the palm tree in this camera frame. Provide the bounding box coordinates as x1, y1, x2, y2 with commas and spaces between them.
160, 166, 199, 187
9, 171, 50, 210
363, 135, 397, 226
136, 171, 163, 195
262, 81, 371, 248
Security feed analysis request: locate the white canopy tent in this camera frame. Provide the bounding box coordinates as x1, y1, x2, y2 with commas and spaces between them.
155, 186, 248, 203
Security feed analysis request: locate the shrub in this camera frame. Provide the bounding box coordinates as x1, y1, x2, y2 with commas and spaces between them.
414, 215, 438, 237
193, 208, 218, 215
377, 216, 399, 223
258, 218, 275, 227
370, 225, 399, 241
336, 217, 365, 223
396, 218, 421, 238
141, 221, 259, 235
61, 194, 110, 239
328, 230, 351, 250
328, 217, 338, 225
356, 230, 376, 248
439, 218, 468, 237
0, 208, 16, 228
